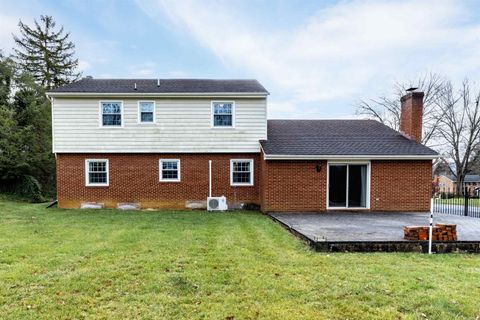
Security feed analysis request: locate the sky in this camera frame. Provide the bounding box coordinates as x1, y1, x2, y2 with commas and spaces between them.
1, 0, 480, 119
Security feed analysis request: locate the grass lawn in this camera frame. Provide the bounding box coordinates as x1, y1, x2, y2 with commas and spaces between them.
0, 198, 479, 319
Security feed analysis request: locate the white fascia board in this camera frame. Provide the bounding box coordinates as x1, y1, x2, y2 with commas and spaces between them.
263, 154, 439, 160
46, 92, 269, 98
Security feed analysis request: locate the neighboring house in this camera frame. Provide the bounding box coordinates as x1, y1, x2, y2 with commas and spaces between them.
47, 79, 438, 212
434, 174, 480, 196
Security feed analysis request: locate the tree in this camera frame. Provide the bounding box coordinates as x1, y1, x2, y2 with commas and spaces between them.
434, 80, 480, 195
13, 15, 80, 89
356, 73, 447, 146
0, 52, 54, 200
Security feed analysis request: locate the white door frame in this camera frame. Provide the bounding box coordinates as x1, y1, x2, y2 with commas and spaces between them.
326, 161, 371, 210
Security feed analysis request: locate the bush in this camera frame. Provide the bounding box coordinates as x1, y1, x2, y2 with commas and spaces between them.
0, 175, 45, 202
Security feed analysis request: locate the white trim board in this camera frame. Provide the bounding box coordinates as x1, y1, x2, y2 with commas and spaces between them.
159, 159, 181, 182
263, 154, 438, 160
137, 100, 156, 124
230, 159, 254, 186
85, 159, 109, 187
211, 100, 236, 129
47, 92, 268, 98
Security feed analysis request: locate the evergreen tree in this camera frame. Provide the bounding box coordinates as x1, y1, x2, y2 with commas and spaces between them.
0, 52, 54, 201
13, 15, 80, 89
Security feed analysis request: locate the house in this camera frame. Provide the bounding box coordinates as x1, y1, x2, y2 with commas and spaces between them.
434, 174, 480, 196
47, 78, 438, 212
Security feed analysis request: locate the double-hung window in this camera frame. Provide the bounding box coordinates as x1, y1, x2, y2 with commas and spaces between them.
101, 101, 122, 127
138, 101, 155, 123
230, 159, 253, 186
212, 101, 234, 127
159, 159, 181, 182
85, 159, 109, 186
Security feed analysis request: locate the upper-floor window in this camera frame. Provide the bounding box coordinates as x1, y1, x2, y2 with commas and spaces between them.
230, 159, 253, 186
138, 101, 155, 123
159, 159, 181, 182
101, 101, 122, 127
212, 101, 234, 127
85, 159, 109, 186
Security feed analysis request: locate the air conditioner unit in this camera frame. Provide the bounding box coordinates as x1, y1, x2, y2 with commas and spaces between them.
207, 196, 228, 211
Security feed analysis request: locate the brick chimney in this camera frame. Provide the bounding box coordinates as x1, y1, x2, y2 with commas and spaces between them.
400, 91, 424, 143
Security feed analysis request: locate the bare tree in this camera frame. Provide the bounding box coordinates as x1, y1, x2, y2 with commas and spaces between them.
356, 73, 446, 146
435, 80, 480, 195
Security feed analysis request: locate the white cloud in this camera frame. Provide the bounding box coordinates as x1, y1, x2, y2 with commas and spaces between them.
136, 0, 480, 118
128, 62, 157, 77
78, 59, 91, 72
0, 14, 21, 54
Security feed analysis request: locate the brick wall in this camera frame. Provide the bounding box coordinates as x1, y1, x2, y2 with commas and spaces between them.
260, 156, 432, 212
56, 153, 260, 209
56, 153, 432, 212
260, 157, 327, 212
370, 160, 432, 211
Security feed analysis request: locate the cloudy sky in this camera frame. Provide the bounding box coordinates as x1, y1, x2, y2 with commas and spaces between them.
1, 0, 480, 118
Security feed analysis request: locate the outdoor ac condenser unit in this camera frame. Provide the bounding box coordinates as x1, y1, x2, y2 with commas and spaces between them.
207, 196, 228, 211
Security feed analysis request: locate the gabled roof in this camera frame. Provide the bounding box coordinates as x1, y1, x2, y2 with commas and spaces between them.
260, 120, 438, 159
47, 78, 269, 95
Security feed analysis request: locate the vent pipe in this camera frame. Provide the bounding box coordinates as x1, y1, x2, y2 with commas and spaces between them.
208, 160, 212, 198
157, 79, 160, 87
134, 83, 137, 90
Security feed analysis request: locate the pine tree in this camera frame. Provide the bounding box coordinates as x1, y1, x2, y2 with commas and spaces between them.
13, 15, 81, 89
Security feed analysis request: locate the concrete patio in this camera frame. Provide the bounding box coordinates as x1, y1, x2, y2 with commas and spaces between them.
269, 212, 480, 253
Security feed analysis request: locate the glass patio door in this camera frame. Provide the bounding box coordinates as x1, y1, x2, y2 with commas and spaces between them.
328, 164, 368, 208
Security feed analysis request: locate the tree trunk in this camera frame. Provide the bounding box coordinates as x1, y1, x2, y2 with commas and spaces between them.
456, 174, 464, 196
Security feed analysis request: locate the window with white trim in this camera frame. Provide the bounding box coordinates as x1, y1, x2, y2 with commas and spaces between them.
160, 159, 180, 182
101, 102, 122, 126
138, 101, 155, 123
85, 159, 109, 186
231, 159, 253, 186
212, 101, 234, 127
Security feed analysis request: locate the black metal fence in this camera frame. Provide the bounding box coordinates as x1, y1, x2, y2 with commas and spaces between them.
433, 187, 480, 218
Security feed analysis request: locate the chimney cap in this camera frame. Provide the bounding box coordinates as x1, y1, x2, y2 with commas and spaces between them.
406, 87, 418, 92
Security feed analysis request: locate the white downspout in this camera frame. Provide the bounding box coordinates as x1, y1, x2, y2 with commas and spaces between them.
209, 160, 212, 198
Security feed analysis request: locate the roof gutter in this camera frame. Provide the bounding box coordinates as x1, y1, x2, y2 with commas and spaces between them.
45, 92, 269, 98
263, 154, 439, 160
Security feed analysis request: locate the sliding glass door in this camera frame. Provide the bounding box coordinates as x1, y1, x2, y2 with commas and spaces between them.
328, 163, 369, 209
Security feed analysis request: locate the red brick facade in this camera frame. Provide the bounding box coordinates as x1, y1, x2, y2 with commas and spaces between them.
370, 160, 432, 212
261, 157, 432, 212
57, 153, 432, 212
56, 153, 260, 209
400, 92, 424, 143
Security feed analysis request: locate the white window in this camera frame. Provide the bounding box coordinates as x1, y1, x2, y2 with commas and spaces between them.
212, 101, 234, 127
85, 159, 109, 186
160, 159, 181, 182
138, 101, 155, 123
100, 101, 123, 127
230, 159, 253, 186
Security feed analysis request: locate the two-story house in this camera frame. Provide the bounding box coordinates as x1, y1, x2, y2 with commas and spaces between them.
47, 78, 438, 212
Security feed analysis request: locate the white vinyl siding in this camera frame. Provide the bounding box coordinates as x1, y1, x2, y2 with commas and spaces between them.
52, 98, 267, 153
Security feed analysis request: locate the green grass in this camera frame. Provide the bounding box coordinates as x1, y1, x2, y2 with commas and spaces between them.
0, 198, 479, 319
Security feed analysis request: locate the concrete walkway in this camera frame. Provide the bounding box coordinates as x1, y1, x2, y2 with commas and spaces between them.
270, 212, 480, 242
